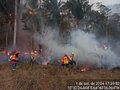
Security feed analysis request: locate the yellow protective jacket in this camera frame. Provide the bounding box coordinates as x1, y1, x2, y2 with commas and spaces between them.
31, 53, 37, 61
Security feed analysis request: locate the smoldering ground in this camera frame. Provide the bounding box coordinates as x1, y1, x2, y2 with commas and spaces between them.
35, 28, 120, 69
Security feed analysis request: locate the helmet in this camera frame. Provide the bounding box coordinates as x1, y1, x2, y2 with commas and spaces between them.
71, 52, 74, 55
31, 52, 33, 54
15, 51, 20, 55
34, 50, 37, 53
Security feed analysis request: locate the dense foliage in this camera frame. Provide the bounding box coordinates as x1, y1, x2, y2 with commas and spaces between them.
0, 0, 120, 49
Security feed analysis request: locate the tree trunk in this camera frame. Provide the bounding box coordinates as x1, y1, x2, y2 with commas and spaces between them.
5, 24, 9, 49
13, 0, 18, 49
31, 36, 34, 51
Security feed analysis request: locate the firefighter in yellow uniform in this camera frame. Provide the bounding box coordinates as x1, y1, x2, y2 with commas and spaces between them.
30, 51, 38, 64
61, 54, 70, 67
69, 52, 74, 61
69, 52, 76, 68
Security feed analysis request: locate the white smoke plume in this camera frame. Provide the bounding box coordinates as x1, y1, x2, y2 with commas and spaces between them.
35, 28, 120, 69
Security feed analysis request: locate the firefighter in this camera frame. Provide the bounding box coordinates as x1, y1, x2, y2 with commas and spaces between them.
30, 51, 38, 65
69, 52, 74, 61
61, 54, 70, 67
69, 52, 76, 67
9, 51, 20, 71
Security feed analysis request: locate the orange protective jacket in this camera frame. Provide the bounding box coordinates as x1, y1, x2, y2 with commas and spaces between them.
61, 55, 70, 65
10, 55, 19, 64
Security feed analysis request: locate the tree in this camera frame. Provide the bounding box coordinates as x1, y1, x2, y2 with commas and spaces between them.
66, 0, 91, 24
0, 0, 15, 49
21, 0, 42, 50
42, 0, 65, 27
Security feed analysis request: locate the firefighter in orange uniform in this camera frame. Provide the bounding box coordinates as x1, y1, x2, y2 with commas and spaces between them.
61, 54, 70, 67
9, 51, 20, 71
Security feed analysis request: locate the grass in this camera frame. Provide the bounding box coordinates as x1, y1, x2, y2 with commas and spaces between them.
0, 63, 120, 90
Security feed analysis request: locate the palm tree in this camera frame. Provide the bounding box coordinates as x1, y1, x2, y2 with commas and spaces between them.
66, 0, 92, 26
42, 0, 66, 27
21, 0, 42, 50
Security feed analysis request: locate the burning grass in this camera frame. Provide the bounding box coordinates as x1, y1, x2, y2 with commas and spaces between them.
0, 63, 120, 90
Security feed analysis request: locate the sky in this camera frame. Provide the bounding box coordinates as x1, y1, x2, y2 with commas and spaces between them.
89, 0, 120, 5
62, 0, 120, 5
21, 0, 120, 6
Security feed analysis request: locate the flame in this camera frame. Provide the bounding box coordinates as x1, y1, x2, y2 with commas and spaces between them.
42, 61, 50, 65
0, 50, 6, 54
24, 52, 29, 55
7, 51, 11, 56
80, 67, 89, 72
28, 9, 37, 16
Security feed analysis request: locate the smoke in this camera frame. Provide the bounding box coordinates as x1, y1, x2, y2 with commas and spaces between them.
70, 30, 120, 68
35, 28, 120, 69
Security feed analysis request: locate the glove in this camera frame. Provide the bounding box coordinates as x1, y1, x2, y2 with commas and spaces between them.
8, 59, 11, 62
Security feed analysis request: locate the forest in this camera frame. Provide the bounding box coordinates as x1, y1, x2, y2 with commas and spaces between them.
0, 0, 120, 50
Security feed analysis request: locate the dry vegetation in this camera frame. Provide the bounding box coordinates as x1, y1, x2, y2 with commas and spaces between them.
0, 63, 120, 90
